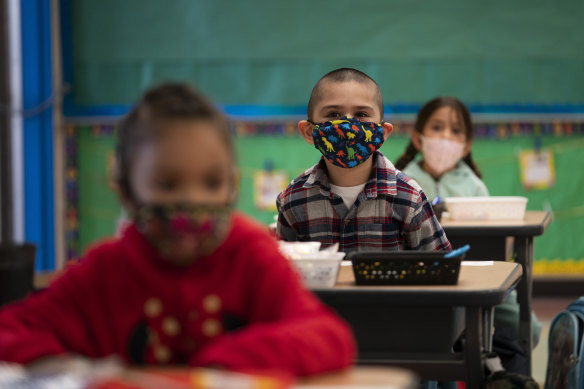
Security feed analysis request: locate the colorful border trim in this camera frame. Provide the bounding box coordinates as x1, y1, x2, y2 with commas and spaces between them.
64, 124, 116, 260
234, 120, 584, 138
65, 124, 78, 260
533, 259, 584, 275
62, 103, 584, 119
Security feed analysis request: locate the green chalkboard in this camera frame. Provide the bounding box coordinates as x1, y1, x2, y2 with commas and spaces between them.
69, 0, 584, 107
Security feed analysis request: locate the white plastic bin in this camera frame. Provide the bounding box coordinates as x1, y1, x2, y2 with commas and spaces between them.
444, 196, 528, 221
291, 253, 345, 288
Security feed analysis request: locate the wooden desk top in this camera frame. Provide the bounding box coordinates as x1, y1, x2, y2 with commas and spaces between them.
440, 210, 551, 237
297, 366, 418, 388
315, 261, 522, 306
130, 366, 418, 389
132, 366, 418, 389
13, 363, 418, 389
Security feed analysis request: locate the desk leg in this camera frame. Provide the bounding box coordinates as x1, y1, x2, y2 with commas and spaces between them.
482, 306, 494, 352
514, 236, 533, 376
465, 306, 484, 389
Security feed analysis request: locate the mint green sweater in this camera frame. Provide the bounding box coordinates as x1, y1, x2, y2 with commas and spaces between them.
402, 160, 489, 202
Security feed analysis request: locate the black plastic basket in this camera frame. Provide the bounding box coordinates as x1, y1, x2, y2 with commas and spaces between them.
347, 250, 464, 285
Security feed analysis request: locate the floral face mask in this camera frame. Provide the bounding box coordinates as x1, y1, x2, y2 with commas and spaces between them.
134, 203, 232, 266
311, 116, 385, 168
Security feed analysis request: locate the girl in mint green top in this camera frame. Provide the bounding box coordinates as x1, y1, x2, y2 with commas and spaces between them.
395, 96, 487, 201
395, 97, 541, 355
401, 159, 488, 203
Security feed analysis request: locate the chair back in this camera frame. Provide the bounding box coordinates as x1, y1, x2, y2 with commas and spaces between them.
0, 243, 36, 306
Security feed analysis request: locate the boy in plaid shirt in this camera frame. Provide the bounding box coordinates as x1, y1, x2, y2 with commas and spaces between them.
276, 68, 450, 253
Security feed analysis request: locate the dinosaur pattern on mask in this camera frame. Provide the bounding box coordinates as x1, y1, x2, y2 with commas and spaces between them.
312, 117, 385, 168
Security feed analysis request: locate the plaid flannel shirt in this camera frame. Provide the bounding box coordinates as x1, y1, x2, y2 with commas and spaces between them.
276, 151, 451, 253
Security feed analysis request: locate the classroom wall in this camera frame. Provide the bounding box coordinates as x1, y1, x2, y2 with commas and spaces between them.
60, 0, 584, 273
66, 121, 584, 274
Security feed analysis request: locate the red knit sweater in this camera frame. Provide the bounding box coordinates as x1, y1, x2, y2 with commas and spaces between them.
0, 212, 355, 376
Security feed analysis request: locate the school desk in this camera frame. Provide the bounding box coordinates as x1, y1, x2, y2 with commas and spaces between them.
12, 362, 417, 389
313, 261, 522, 389
440, 210, 552, 375
133, 366, 419, 388
296, 365, 418, 388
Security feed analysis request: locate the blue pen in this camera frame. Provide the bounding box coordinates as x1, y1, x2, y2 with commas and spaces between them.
431, 196, 442, 206
444, 244, 471, 258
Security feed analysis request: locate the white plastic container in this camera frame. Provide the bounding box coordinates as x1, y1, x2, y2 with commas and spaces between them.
444, 196, 528, 221
291, 252, 345, 288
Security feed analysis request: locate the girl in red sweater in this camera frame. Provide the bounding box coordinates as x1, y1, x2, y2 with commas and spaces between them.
0, 83, 355, 376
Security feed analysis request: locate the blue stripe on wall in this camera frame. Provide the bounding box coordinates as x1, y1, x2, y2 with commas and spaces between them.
63, 103, 584, 119
22, 0, 55, 271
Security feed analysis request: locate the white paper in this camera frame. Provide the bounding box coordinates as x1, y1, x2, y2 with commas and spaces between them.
461, 261, 494, 266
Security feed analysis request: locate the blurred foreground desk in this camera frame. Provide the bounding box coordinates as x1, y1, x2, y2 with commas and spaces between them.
122, 366, 419, 389
297, 366, 418, 388
441, 210, 551, 375
2, 363, 418, 389
314, 261, 522, 389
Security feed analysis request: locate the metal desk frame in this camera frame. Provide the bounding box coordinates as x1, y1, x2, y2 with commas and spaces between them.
441, 210, 552, 375
314, 262, 522, 389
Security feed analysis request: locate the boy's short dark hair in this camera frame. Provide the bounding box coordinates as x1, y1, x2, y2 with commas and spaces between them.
307, 68, 384, 121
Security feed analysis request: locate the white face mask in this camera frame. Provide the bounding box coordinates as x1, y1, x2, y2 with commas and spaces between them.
420, 136, 466, 176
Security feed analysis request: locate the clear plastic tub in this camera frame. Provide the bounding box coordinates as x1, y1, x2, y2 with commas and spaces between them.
291, 253, 345, 288
444, 196, 528, 221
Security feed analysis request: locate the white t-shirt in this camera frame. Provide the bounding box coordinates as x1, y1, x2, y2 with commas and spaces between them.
330, 183, 367, 209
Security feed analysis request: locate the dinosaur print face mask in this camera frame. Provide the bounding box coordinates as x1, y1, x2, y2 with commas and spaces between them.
310, 116, 385, 168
